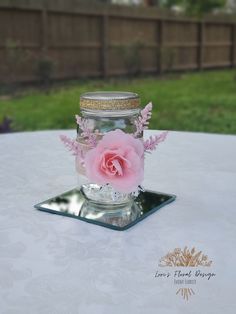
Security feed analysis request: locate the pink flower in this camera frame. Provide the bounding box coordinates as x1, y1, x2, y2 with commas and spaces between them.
84, 129, 144, 193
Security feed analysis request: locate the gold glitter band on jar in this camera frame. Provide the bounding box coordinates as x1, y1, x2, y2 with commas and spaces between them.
80, 91, 140, 110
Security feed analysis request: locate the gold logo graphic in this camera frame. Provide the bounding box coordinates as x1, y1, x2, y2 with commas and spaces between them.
159, 247, 212, 267
176, 288, 195, 301
156, 246, 214, 301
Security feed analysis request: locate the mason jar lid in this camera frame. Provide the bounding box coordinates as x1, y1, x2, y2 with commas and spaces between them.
80, 91, 140, 110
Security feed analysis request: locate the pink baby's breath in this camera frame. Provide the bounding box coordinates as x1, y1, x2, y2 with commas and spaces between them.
144, 131, 168, 152
134, 102, 152, 137
75, 114, 98, 147
60, 135, 82, 157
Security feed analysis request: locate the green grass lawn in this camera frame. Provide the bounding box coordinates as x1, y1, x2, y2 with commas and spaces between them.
0, 70, 236, 134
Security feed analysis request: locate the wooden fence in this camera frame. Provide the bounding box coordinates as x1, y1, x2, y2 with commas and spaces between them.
0, 0, 236, 83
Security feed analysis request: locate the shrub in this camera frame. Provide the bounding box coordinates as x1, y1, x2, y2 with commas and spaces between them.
36, 56, 54, 87
119, 40, 144, 77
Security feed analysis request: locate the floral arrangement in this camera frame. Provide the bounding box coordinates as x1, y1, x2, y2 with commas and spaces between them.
60, 102, 167, 194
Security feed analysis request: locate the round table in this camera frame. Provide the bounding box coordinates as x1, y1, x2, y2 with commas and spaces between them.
0, 130, 235, 314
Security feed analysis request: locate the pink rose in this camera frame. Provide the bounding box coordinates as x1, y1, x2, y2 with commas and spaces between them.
84, 129, 144, 193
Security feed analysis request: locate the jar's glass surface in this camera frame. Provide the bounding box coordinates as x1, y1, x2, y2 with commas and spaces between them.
76, 92, 142, 208
78, 108, 141, 135
79, 199, 141, 228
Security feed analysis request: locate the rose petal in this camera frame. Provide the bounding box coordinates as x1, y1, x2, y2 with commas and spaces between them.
84, 129, 144, 193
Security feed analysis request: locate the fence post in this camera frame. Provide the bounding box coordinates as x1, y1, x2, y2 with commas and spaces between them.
232, 24, 236, 68
157, 19, 163, 74
41, 5, 48, 56
101, 14, 109, 78
198, 21, 204, 70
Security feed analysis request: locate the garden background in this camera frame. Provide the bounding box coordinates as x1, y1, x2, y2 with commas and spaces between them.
0, 0, 236, 134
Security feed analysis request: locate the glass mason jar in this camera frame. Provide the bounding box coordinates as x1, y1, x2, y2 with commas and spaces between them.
76, 91, 142, 209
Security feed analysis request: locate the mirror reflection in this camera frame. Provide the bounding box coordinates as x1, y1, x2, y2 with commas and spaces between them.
35, 188, 175, 230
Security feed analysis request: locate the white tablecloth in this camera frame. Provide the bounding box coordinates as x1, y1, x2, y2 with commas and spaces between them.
0, 130, 235, 314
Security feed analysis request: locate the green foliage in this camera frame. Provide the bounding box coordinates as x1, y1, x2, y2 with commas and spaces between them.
160, 47, 177, 71
0, 70, 235, 134
1, 39, 29, 87
119, 40, 144, 77
183, 0, 227, 16
160, 0, 182, 9
160, 0, 226, 15
36, 56, 54, 87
